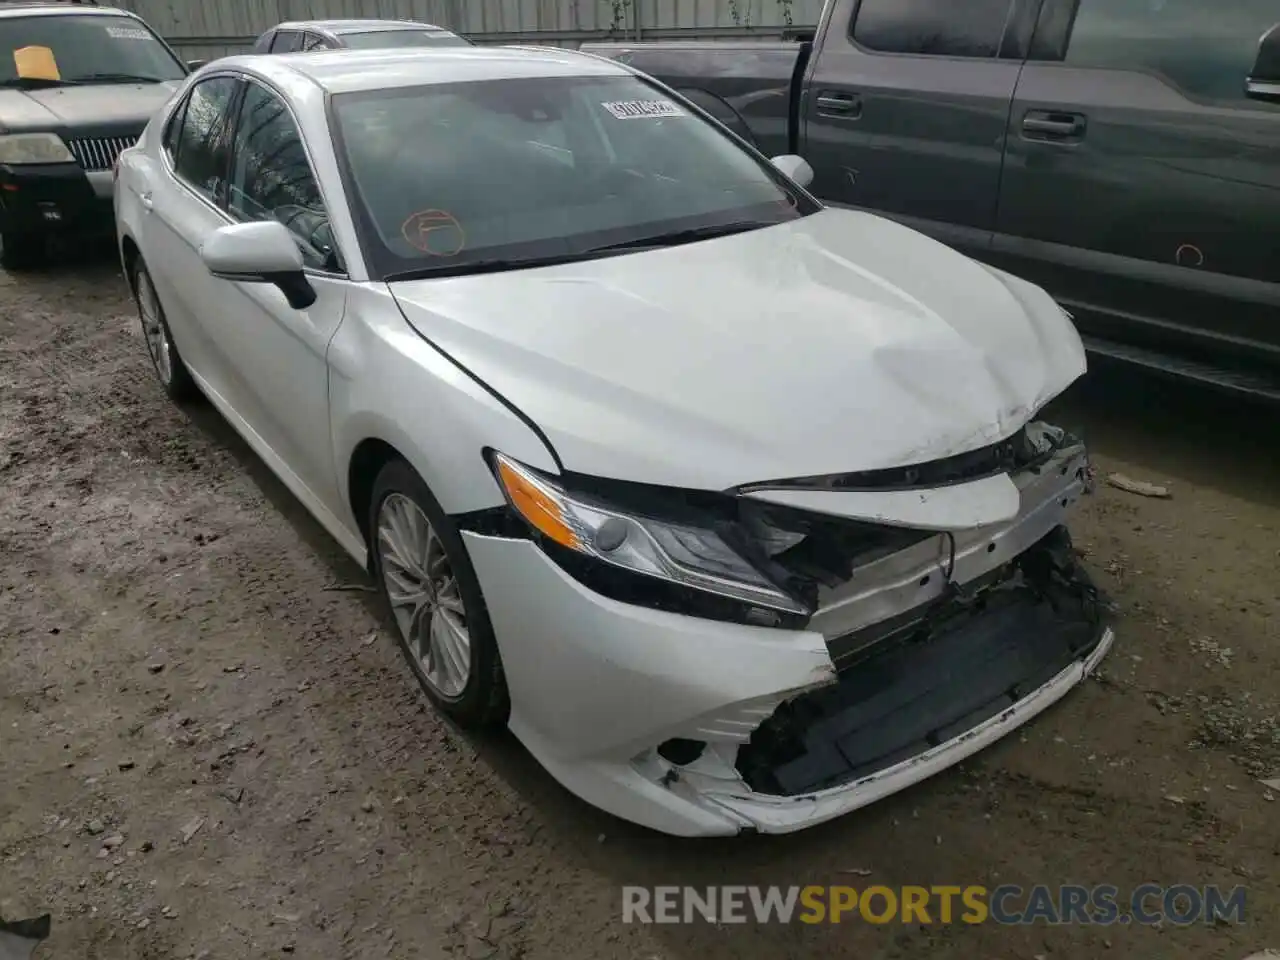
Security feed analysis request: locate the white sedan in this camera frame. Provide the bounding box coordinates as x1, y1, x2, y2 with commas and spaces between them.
114, 46, 1114, 837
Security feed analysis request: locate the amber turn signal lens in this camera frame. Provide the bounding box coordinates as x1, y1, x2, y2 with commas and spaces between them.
494, 456, 582, 550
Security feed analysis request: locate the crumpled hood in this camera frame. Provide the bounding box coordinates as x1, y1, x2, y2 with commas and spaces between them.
390, 207, 1086, 491
0, 83, 179, 131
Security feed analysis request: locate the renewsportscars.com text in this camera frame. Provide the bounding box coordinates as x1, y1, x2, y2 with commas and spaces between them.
621, 884, 1246, 926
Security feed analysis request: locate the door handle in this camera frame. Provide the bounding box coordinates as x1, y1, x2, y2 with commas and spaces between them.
815, 91, 862, 118
139, 191, 154, 212
1022, 111, 1086, 141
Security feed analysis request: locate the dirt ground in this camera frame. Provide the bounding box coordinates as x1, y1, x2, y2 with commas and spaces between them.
1, 249, 1278, 960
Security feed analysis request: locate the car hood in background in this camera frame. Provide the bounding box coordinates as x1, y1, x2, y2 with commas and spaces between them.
390, 208, 1086, 492
0, 82, 180, 130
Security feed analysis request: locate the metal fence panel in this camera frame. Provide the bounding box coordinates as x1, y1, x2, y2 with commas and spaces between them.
113, 0, 827, 53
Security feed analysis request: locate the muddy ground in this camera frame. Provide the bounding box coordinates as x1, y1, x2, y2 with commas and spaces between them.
1, 249, 1278, 960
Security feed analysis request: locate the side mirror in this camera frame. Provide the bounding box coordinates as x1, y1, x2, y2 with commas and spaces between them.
770, 153, 814, 188
1246, 22, 1280, 103
199, 221, 316, 310
186, 59, 208, 71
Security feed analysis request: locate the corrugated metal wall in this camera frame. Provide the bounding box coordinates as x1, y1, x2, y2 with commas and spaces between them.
112, 0, 828, 61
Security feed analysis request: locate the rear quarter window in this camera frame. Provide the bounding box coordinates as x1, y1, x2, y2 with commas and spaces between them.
269, 30, 304, 53
162, 95, 187, 160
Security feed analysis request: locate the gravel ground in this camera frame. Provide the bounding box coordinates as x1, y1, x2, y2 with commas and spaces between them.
1, 249, 1278, 960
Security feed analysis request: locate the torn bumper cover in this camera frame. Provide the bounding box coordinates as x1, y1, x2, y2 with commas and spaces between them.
734, 527, 1107, 797
462, 432, 1114, 837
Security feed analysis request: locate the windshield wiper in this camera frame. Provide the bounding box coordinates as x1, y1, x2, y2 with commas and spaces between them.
583, 220, 776, 254
385, 253, 601, 282
0, 76, 81, 89
69, 72, 168, 84
384, 221, 782, 281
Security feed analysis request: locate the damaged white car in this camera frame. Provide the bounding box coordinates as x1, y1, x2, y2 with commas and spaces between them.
114, 46, 1114, 836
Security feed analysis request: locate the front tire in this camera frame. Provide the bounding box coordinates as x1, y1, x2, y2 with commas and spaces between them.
369, 459, 509, 727
132, 259, 198, 403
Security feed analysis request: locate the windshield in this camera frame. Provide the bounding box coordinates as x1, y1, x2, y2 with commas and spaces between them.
330, 75, 817, 280
340, 29, 471, 50
0, 14, 185, 86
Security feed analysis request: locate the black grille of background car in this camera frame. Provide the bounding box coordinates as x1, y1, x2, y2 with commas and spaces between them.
67, 135, 138, 172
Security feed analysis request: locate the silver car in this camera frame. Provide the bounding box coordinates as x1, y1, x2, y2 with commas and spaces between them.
250, 18, 471, 55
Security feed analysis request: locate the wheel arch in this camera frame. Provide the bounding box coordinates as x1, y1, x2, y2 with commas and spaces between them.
347, 436, 404, 550
339, 416, 517, 559
120, 233, 141, 292
332, 309, 563, 562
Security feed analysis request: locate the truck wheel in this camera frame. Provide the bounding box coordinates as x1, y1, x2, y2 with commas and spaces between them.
0, 229, 48, 271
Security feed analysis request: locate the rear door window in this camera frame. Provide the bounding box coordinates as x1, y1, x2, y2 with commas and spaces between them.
1064, 0, 1279, 104
851, 0, 1018, 59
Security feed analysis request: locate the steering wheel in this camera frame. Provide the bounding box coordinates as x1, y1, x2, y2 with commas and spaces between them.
274, 204, 338, 270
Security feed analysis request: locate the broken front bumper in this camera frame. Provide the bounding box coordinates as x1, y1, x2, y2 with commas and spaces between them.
461, 441, 1113, 837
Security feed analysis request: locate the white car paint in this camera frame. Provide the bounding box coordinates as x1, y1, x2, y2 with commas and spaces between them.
114, 46, 1111, 837
390, 209, 1085, 495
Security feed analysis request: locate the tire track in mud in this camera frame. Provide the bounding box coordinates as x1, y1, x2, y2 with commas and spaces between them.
0, 257, 657, 960
2, 255, 1278, 960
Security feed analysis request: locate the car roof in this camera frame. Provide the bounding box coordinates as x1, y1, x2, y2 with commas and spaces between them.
220, 45, 631, 95
274, 19, 453, 36
0, 3, 134, 19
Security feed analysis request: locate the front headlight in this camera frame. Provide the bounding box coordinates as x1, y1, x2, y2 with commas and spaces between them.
0, 133, 75, 165
491, 452, 809, 619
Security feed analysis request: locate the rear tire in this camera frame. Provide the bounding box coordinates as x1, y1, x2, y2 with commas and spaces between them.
133, 259, 199, 403
369, 458, 509, 728
0, 228, 48, 271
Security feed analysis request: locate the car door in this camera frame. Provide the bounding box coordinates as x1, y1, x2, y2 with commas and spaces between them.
214, 77, 350, 517
139, 73, 242, 398
802, 0, 1040, 254
991, 0, 1280, 374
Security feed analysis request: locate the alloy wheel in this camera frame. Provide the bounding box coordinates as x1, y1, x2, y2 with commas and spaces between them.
137, 270, 172, 385
376, 492, 472, 699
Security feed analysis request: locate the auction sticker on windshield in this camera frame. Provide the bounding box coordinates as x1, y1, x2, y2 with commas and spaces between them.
106, 25, 152, 41
601, 100, 685, 120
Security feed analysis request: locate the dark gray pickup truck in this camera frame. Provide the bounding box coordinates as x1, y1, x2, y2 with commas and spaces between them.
584, 0, 1280, 401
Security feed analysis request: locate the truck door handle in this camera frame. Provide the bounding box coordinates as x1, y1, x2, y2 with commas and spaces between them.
1022, 111, 1086, 141
815, 91, 862, 118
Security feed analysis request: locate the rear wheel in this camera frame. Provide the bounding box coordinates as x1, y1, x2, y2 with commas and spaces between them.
133, 259, 198, 403
369, 459, 509, 727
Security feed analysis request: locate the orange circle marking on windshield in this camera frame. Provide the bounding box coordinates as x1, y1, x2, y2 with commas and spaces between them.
401, 209, 465, 256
